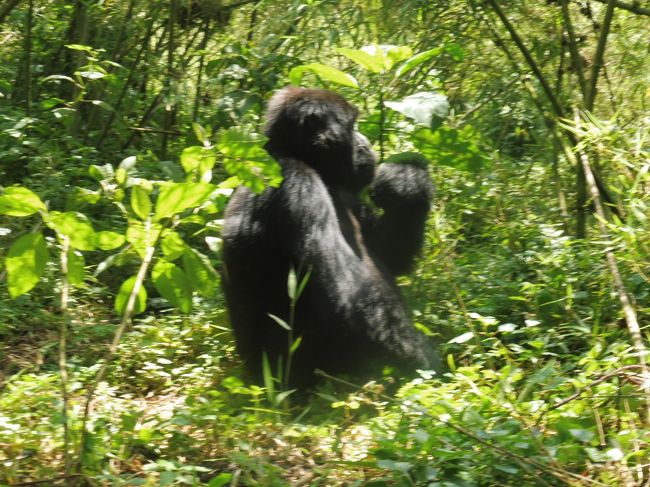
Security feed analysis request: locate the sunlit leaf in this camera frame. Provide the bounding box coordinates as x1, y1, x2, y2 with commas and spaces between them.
130, 185, 151, 220
115, 275, 147, 316
94, 231, 125, 250
48, 211, 96, 251
0, 186, 47, 216
154, 182, 216, 221
152, 259, 193, 314
67, 250, 85, 287
6, 232, 49, 298
289, 63, 358, 88
182, 248, 218, 296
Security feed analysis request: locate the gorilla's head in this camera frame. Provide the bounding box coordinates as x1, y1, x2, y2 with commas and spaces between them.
264, 87, 377, 192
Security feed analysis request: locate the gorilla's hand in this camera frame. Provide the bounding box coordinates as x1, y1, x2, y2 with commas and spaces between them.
370, 159, 433, 211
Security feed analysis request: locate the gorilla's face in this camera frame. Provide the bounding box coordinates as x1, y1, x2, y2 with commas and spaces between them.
264, 87, 377, 192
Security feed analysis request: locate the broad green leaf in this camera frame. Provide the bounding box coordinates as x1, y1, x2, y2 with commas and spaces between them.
94, 231, 125, 250
152, 260, 193, 314
383, 45, 413, 66
0, 186, 47, 216
130, 185, 151, 220
396, 48, 441, 78
337, 47, 385, 73
180, 146, 216, 175
412, 125, 489, 172
207, 473, 232, 487
6, 232, 50, 298
153, 182, 216, 221
115, 167, 127, 185
218, 128, 282, 193
385, 91, 449, 130
289, 63, 358, 88
126, 219, 162, 257
88, 163, 114, 182
67, 250, 85, 287
182, 248, 218, 296
161, 230, 187, 261
115, 275, 147, 316
192, 122, 211, 146
48, 211, 96, 251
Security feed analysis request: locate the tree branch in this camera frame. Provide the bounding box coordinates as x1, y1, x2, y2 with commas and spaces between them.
588, 0, 650, 17
585, 0, 617, 110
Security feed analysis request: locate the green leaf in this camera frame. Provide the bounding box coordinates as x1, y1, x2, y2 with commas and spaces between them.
396, 48, 441, 78
385, 91, 449, 130
88, 163, 115, 182
126, 220, 162, 257
115, 275, 147, 316
337, 47, 385, 73
160, 230, 187, 261
182, 248, 218, 296
0, 186, 47, 216
207, 473, 233, 487
153, 182, 216, 221
115, 167, 128, 186
262, 352, 276, 402
131, 185, 152, 220
152, 260, 193, 314
48, 211, 96, 251
67, 250, 85, 287
289, 336, 302, 354
412, 125, 489, 172
94, 231, 125, 250
217, 128, 282, 193
6, 232, 50, 298
289, 63, 359, 88
180, 146, 216, 176
192, 122, 212, 146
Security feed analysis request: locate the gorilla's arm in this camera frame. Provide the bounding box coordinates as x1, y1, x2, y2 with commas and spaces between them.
366, 162, 434, 276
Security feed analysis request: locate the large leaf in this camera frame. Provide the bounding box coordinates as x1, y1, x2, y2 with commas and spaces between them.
94, 231, 125, 250
337, 47, 385, 73
126, 219, 162, 257
6, 232, 50, 298
160, 230, 187, 261
0, 186, 47, 217
385, 92, 449, 130
152, 259, 193, 314
412, 126, 489, 173
48, 211, 96, 251
115, 275, 147, 316
217, 128, 282, 193
180, 146, 216, 178
289, 63, 358, 88
396, 48, 441, 78
182, 248, 218, 297
130, 185, 152, 220
67, 250, 85, 287
338, 45, 412, 73
153, 182, 216, 221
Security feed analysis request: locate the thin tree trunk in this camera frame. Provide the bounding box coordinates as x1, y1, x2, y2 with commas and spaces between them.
574, 113, 650, 424
0, 0, 21, 24
585, 0, 617, 111
161, 0, 177, 160
192, 19, 212, 122
23, 0, 33, 115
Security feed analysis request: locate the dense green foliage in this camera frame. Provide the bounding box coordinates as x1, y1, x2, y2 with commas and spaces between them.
0, 0, 649, 485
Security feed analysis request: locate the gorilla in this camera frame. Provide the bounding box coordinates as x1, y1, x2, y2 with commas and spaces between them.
221, 86, 434, 389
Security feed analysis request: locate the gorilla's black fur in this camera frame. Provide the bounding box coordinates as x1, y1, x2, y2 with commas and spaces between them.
221, 87, 434, 388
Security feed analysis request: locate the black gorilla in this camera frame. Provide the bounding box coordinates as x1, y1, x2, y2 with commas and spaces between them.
221, 87, 434, 388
